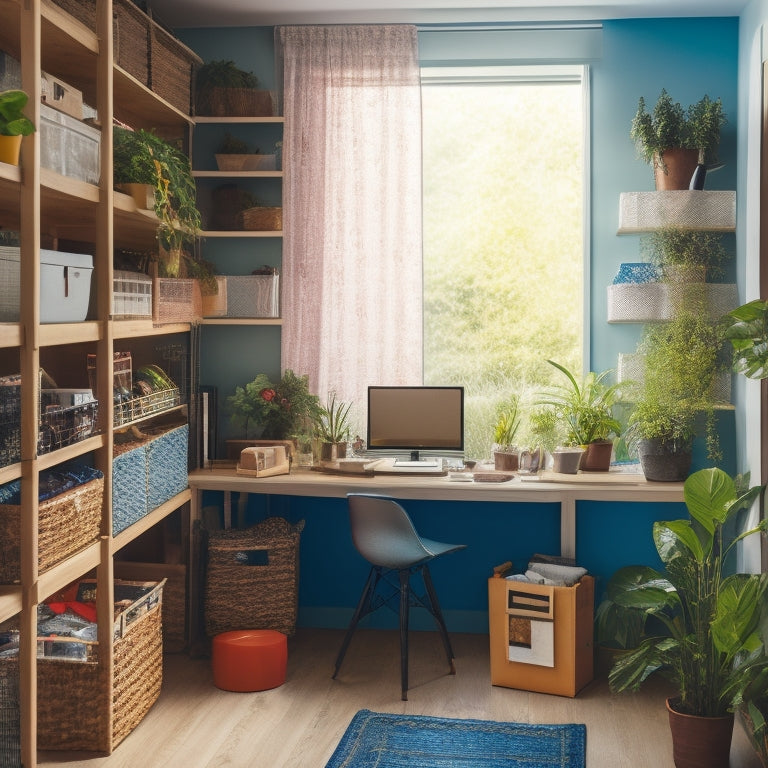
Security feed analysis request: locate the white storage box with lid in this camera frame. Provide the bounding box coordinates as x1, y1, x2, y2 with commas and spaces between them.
40, 102, 100, 184
0, 246, 93, 323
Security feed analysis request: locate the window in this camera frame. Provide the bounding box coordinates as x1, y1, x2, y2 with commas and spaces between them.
421, 65, 587, 458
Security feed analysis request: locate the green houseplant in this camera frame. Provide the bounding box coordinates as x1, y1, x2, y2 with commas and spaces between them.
538, 360, 623, 472
195, 59, 273, 117
602, 467, 767, 768
314, 393, 353, 461
630, 90, 726, 189
641, 226, 730, 283
492, 396, 522, 471
113, 126, 203, 278
724, 299, 768, 380
0, 89, 35, 166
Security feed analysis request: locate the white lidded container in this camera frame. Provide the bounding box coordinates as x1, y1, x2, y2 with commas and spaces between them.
0, 246, 93, 323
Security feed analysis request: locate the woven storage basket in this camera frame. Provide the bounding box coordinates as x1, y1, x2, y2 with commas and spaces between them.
145, 424, 189, 510
52, 0, 150, 86
226, 274, 279, 318
607, 283, 670, 322
205, 517, 304, 637
0, 475, 103, 584
201, 276, 228, 317
240, 206, 282, 231
113, 437, 150, 535
35, 582, 164, 752
196, 87, 274, 117
154, 277, 202, 324
148, 16, 202, 114
0, 657, 20, 768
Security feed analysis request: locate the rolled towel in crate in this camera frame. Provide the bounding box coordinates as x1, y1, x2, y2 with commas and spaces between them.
204, 517, 304, 637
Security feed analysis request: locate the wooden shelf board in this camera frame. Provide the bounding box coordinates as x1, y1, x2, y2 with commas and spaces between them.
37, 434, 106, 472
201, 230, 283, 238
0, 462, 21, 486
201, 317, 283, 326
111, 489, 192, 554
39, 321, 102, 347
113, 320, 191, 339
0, 324, 23, 348
194, 116, 284, 124
37, 540, 102, 601
0, 587, 22, 625
194, 170, 283, 179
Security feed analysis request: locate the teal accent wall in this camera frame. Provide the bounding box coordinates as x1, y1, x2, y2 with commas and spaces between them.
184, 20, 741, 628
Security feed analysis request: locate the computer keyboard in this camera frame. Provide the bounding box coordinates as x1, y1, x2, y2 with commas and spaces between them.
393, 459, 440, 468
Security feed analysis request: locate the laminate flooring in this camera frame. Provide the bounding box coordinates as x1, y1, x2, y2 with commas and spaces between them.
38, 627, 763, 768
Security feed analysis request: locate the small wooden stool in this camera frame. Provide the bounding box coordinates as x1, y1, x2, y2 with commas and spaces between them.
212, 629, 287, 692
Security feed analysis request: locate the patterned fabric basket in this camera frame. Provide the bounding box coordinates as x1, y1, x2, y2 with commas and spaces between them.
205, 517, 305, 637
112, 438, 150, 535
240, 206, 283, 231
148, 15, 202, 114
225, 274, 279, 318
154, 278, 202, 324
145, 424, 189, 510
606, 283, 670, 323
0, 657, 20, 768
0, 475, 104, 583
35, 585, 164, 752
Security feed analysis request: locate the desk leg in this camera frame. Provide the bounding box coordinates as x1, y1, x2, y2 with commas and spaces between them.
561, 495, 576, 560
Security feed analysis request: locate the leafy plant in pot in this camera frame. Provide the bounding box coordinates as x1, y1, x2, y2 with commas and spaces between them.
537, 360, 623, 472
314, 393, 353, 461
641, 226, 730, 284
601, 467, 767, 768
630, 90, 726, 190
492, 396, 521, 471
0, 89, 35, 166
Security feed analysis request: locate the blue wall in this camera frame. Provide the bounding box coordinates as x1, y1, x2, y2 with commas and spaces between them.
185, 19, 738, 630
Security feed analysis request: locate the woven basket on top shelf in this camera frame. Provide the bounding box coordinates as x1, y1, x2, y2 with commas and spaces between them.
204, 517, 304, 637
148, 16, 202, 114
0, 476, 104, 584
240, 206, 282, 232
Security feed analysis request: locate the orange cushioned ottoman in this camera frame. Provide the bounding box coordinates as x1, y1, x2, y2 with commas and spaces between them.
212, 629, 287, 692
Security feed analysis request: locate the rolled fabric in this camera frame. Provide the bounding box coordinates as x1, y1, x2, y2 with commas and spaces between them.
527, 562, 587, 586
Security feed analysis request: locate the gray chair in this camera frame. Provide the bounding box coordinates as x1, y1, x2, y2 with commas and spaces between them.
332, 493, 467, 700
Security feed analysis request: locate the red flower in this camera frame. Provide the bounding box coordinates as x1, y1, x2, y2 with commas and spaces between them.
260, 388, 276, 402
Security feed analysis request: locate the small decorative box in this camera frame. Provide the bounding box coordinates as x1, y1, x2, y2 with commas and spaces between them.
612, 262, 660, 285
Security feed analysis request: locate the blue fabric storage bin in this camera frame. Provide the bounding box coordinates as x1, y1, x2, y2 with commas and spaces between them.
612, 262, 660, 284
146, 424, 188, 510
112, 443, 148, 535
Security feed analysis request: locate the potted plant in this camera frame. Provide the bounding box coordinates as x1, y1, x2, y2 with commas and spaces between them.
538, 360, 623, 472
641, 226, 730, 283
626, 311, 725, 480
724, 299, 768, 380
630, 90, 726, 190
491, 396, 521, 471
601, 467, 767, 768
113, 126, 203, 278
195, 59, 273, 117
214, 132, 276, 172
0, 89, 35, 166
227, 370, 321, 443
314, 393, 353, 461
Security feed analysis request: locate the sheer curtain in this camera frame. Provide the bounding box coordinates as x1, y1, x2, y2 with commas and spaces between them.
278, 25, 423, 431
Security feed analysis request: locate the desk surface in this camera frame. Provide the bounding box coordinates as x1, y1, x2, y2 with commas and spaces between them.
188, 467, 685, 504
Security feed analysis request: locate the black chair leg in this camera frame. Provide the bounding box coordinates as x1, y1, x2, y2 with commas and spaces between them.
421, 564, 457, 674
399, 568, 410, 701
333, 566, 379, 679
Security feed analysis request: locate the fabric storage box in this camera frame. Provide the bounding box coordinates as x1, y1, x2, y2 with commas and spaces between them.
33, 579, 164, 752
114, 561, 187, 653
239, 206, 283, 231
148, 18, 202, 114
112, 436, 149, 535
0, 467, 103, 584
606, 282, 670, 323
0, 247, 93, 323
40, 102, 100, 184
488, 575, 594, 697
204, 517, 304, 637
145, 423, 189, 510
226, 274, 280, 318
112, 270, 153, 319
154, 278, 202, 323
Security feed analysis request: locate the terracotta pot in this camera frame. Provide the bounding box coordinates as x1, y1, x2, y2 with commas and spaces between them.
493, 451, 519, 471
551, 447, 585, 474
0, 134, 22, 166
638, 438, 692, 482
666, 697, 734, 768
580, 440, 613, 472
653, 147, 700, 190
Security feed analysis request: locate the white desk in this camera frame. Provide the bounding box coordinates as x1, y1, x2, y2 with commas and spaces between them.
188, 467, 685, 560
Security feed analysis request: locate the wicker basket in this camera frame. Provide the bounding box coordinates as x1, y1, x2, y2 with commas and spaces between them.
148, 15, 202, 114
240, 206, 282, 232
35, 581, 165, 752
154, 277, 202, 324
0, 475, 104, 584
0, 657, 20, 768
205, 517, 304, 637
196, 87, 274, 117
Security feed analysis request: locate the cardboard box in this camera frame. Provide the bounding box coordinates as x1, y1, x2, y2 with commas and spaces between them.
488, 575, 594, 697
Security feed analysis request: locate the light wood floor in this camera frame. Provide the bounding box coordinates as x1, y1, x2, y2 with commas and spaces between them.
38, 627, 763, 768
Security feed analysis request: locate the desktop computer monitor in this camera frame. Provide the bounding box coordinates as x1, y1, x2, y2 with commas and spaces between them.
366, 385, 464, 462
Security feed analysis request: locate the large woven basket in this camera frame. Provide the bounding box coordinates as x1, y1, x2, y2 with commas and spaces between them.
0, 476, 104, 583
196, 87, 274, 117
0, 657, 20, 768
240, 206, 282, 232
35, 583, 164, 753
154, 277, 202, 324
205, 517, 304, 637
148, 15, 202, 114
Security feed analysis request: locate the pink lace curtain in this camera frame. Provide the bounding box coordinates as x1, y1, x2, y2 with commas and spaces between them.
278, 25, 423, 430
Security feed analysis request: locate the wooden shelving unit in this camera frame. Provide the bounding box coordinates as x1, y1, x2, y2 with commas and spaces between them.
0, 1, 198, 765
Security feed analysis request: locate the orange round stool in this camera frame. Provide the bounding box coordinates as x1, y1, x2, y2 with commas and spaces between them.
212, 629, 287, 692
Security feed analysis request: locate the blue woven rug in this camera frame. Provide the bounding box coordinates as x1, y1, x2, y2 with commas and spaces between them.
325, 709, 586, 768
